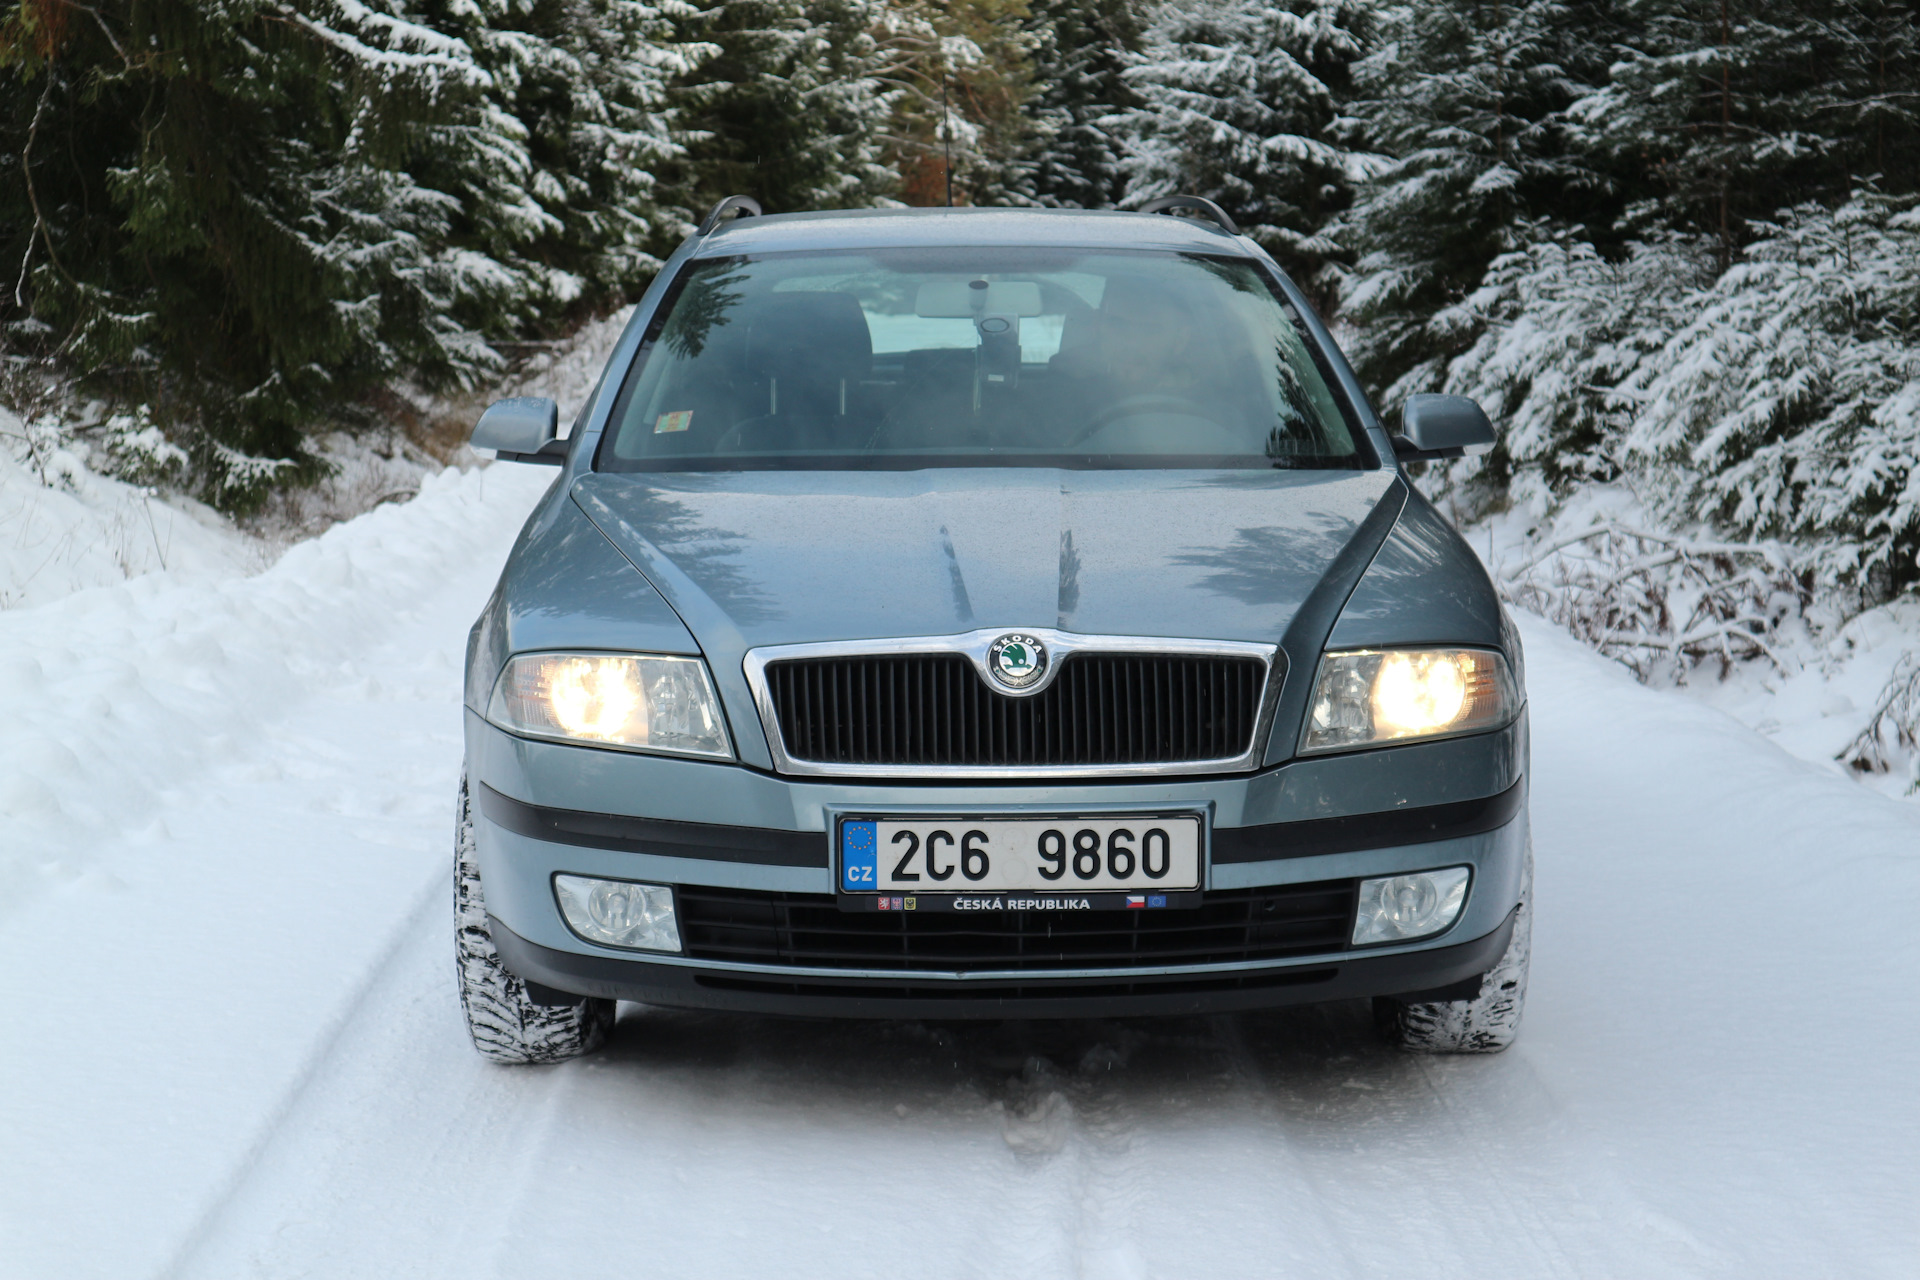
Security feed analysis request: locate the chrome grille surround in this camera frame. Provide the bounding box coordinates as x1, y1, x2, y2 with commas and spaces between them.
742, 629, 1283, 779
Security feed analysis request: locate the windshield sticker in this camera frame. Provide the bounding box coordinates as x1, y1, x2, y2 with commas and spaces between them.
654, 410, 693, 434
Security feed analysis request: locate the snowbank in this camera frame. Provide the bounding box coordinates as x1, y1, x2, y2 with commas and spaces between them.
1477, 482, 1920, 798
0, 461, 555, 922
0, 300, 640, 922
0, 407, 261, 609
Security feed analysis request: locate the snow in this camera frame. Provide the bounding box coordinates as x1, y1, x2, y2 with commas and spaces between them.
1476, 482, 1920, 798
0, 462, 554, 919
4, 457, 1918, 1276
0, 407, 264, 610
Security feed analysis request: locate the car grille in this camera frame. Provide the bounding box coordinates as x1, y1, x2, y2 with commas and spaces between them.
763, 652, 1269, 768
675, 881, 1357, 972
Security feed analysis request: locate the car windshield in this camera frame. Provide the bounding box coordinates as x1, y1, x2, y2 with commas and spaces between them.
598, 247, 1371, 471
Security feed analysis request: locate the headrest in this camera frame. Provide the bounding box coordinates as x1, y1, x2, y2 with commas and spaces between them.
1052, 275, 1203, 377
744, 292, 872, 384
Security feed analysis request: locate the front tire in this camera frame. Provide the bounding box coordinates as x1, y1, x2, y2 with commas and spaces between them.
455, 774, 613, 1064
1374, 838, 1533, 1054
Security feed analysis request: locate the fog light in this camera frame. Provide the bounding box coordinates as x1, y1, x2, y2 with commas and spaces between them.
554, 875, 681, 952
1352, 867, 1471, 946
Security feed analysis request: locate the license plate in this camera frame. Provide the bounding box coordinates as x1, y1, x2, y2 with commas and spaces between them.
837, 814, 1203, 896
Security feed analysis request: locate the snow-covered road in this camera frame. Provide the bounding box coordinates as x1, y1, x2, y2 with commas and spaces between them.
4, 467, 1918, 1280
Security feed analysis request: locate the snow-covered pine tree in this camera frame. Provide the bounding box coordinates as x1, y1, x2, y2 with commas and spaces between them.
1422, 226, 1717, 515
2, 0, 525, 494
1409, 0, 1920, 539
1111, 0, 1378, 295
1619, 193, 1920, 593
1021, 0, 1143, 209
1830, 0, 1920, 191
880, 0, 1038, 207
1336, 0, 1614, 407
455, 0, 706, 307
1, 1, 704, 505
1572, 0, 1920, 264
1423, 191, 1920, 596
667, 0, 898, 217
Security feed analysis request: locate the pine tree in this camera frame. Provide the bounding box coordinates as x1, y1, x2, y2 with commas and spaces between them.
1573, 0, 1920, 264
1344, 1, 1643, 404
469, 0, 702, 306
0, 0, 701, 506
1111, 0, 1377, 294
667, 0, 899, 218
1619, 193, 1920, 589
3, 2, 511, 487
1336, 0, 1616, 403
880, 0, 1038, 208
1424, 225, 1717, 514
1021, 0, 1142, 209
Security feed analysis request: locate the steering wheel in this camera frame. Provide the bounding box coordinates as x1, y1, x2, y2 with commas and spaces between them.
1064, 394, 1229, 449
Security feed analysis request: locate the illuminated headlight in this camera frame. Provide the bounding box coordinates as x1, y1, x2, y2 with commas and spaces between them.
1301, 648, 1516, 754
1353, 867, 1470, 946
554, 875, 681, 951
487, 653, 731, 759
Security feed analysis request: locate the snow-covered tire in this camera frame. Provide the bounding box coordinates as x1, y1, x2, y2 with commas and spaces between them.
455, 774, 613, 1064
1374, 838, 1532, 1054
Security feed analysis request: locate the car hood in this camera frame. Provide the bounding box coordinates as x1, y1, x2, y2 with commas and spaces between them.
571, 468, 1397, 650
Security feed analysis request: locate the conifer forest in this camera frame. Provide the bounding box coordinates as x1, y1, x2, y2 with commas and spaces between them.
2, 0, 1919, 609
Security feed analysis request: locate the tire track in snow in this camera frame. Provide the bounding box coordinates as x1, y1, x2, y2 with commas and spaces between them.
1215, 970, 1715, 1277
156, 868, 451, 1280
0, 466, 555, 1280
965, 1029, 1156, 1279
1402, 1051, 1730, 1276
975, 1018, 1358, 1280
167, 879, 599, 1280
1208, 1012, 1377, 1280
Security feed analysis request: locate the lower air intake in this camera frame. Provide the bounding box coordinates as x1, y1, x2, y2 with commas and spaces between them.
676, 882, 1357, 973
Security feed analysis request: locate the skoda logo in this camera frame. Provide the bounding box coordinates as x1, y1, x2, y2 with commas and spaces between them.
987, 633, 1048, 690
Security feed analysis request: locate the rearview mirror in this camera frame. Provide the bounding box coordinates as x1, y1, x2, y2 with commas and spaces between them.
915, 280, 1044, 318
1393, 394, 1496, 460
471, 397, 564, 465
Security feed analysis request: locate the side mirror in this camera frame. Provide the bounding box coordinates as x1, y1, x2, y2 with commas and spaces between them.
471, 397, 564, 465
1393, 394, 1496, 460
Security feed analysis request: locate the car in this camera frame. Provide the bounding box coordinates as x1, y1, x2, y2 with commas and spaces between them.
455, 195, 1531, 1064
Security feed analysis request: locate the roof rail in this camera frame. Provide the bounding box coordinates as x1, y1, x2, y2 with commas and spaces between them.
697, 195, 762, 236
1137, 195, 1239, 236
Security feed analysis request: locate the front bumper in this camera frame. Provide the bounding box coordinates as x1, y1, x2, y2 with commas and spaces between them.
490, 908, 1519, 1019
466, 708, 1529, 1018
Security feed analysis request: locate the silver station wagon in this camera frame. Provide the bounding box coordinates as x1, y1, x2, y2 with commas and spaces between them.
456, 196, 1532, 1063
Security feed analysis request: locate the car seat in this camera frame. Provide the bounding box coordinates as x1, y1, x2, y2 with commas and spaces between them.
718, 292, 874, 454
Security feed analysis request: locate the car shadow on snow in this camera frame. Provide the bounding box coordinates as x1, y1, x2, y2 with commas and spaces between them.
584, 999, 1477, 1141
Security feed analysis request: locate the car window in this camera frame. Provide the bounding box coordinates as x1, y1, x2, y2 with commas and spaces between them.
598, 247, 1372, 472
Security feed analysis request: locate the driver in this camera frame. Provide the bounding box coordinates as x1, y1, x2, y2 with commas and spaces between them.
1086, 275, 1196, 392
1047, 275, 1202, 443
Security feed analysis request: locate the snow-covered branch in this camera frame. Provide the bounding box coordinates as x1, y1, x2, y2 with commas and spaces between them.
1498, 520, 1808, 681
1839, 654, 1920, 792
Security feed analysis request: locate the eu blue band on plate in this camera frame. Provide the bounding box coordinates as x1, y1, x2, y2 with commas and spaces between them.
841, 821, 878, 892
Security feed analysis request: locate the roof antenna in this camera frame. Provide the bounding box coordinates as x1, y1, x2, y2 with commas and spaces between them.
942, 73, 954, 207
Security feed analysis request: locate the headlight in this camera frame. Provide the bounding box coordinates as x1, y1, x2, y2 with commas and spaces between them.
1301, 648, 1516, 754
487, 652, 732, 759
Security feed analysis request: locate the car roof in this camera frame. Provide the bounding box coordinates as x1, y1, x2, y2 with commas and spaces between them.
688, 207, 1253, 258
